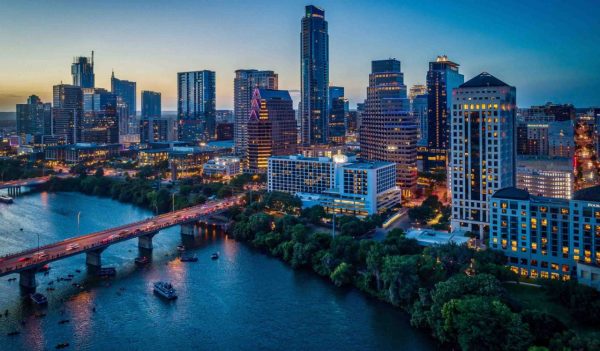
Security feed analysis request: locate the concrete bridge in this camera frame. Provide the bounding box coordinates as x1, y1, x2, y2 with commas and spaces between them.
0, 175, 71, 196
0, 195, 242, 290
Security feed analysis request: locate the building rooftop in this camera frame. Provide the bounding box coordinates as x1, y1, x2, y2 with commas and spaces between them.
343, 160, 393, 170
257, 89, 291, 101
492, 187, 531, 200
405, 229, 470, 247
573, 185, 600, 202
460, 72, 509, 88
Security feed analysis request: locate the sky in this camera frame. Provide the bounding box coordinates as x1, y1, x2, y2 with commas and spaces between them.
1, 0, 599, 111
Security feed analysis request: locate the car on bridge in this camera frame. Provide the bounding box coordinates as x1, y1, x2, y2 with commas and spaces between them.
18, 256, 31, 262
66, 243, 80, 251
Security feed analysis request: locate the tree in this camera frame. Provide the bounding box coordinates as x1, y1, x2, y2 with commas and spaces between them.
301, 205, 327, 225
366, 243, 385, 291
441, 296, 532, 351
521, 310, 566, 346
94, 167, 104, 177
330, 262, 353, 287
381, 255, 420, 305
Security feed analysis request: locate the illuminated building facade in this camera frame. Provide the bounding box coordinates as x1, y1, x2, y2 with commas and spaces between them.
425, 56, 464, 171
328, 86, 347, 145
267, 154, 401, 216
82, 88, 119, 144
45, 143, 120, 164
234, 69, 278, 155
246, 88, 298, 174
52, 84, 83, 144
71, 53, 95, 88
359, 59, 417, 198
516, 120, 574, 158
300, 5, 329, 146
203, 156, 242, 178
169, 146, 213, 181
516, 157, 573, 199
111, 71, 136, 117
490, 186, 600, 290
177, 70, 216, 142
450, 72, 516, 237
16, 95, 52, 142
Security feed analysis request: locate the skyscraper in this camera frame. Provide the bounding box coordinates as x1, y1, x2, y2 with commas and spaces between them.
142, 91, 161, 119
16, 95, 52, 141
52, 84, 83, 144
82, 88, 119, 144
177, 70, 216, 143
71, 52, 95, 88
300, 5, 329, 146
360, 59, 417, 198
328, 86, 347, 145
111, 71, 136, 117
426, 56, 464, 171
449, 72, 516, 237
233, 69, 278, 155
246, 88, 298, 174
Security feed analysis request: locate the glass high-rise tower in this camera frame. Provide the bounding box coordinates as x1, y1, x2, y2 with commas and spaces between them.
111, 71, 136, 117
177, 70, 216, 142
71, 52, 95, 88
234, 69, 278, 156
360, 59, 417, 198
16, 95, 52, 141
425, 55, 464, 171
300, 5, 329, 146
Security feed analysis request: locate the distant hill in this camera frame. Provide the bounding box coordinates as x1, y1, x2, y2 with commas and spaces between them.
0, 112, 15, 121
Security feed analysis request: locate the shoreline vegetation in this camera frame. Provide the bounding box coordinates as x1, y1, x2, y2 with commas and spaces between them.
33, 174, 600, 350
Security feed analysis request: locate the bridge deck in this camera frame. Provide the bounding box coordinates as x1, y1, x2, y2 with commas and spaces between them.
0, 196, 241, 277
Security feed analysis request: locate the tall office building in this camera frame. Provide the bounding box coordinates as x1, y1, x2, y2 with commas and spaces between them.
425, 56, 464, 170
328, 86, 347, 145
360, 59, 417, 197
142, 90, 161, 119
409, 84, 427, 101
71, 52, 95, 88
300, 5, 329, 146
177, 70, 216, 143
246, 88, 298, 174
111, 71, 136, 117
449, 72, 517, 237
52, 84, 83, 144
140, 90, 164, 143
233, 69, 278, 155
16, 95, 52, 141
82, 88, 119, 144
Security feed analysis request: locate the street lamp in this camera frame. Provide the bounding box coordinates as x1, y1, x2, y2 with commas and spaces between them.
77, 211, 82, 236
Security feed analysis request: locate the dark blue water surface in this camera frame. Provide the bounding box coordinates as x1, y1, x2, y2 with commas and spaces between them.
0, 192, 436, 350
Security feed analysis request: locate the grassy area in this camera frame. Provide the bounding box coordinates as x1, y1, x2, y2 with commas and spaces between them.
505, 283, 597, 336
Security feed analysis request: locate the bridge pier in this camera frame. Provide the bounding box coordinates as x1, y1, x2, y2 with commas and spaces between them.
86, 248, 105, 268
8, 186, 21, 197
181, 223, 199, 237
138, 232, 157, 250
19, 269, 37, 290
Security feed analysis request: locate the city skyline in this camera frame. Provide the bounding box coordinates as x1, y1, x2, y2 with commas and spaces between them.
2, 0, 600, 112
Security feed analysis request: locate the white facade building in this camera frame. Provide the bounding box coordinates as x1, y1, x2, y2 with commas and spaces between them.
203, 156, 241, 178
449, 72, 517, 237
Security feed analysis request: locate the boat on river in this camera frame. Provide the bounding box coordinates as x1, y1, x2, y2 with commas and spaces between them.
0, 195, 14, 204
30, 293, 48, 305
153, 282, 177, 300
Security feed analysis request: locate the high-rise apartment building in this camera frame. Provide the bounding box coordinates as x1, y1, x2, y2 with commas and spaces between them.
516, 157, 573, 199
140, 90, 168, 143
111, 71, 136, 117
246, 89, 298, 174
82, 88, 119, 144
425, 56, 464, 170
300, 5, 329, 146
71, 52, 95, 88
360, 59, 417, 198
16, 95, 52, 141
328, 86, 347, 145
177, 70, 216, 143
52, 84, 83, 144
142, 91, 161, 119
234, 69, 278, 155
516, 120, 574, 158
449, 72, 517, 236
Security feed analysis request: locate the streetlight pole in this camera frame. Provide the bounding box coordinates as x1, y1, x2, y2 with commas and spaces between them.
172, 192, 175, 212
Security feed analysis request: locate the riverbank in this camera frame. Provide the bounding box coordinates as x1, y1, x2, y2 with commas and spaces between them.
227, 195, 600, 351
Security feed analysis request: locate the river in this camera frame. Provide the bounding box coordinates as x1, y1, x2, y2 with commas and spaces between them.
0, 191, 436, 350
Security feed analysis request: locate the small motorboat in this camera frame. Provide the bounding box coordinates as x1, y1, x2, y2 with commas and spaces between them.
153, 281, 177, 300
58, 319, 70, 324
176, 245, 185, 252
0, 195, 14, 204
134, 256, 149, 265
56, 342, 70, 349
30, 293, 48, 306
211, 252, 220, 260
180, 254, 198, 262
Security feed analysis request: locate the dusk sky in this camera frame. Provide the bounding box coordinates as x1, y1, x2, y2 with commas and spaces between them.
1, 0, 599, 111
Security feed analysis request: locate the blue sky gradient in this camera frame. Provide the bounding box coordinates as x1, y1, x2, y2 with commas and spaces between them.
1, 0, 599, 110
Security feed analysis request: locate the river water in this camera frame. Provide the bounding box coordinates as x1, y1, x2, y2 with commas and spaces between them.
0, 192, 436, 350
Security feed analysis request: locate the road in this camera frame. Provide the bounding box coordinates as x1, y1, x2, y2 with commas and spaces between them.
0, 195, 243, 277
